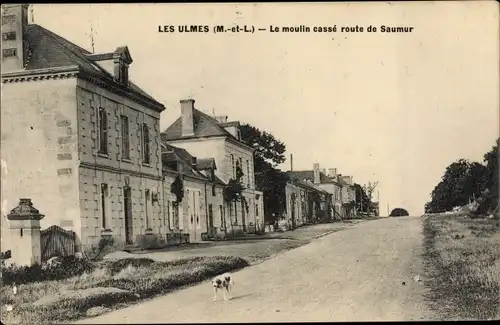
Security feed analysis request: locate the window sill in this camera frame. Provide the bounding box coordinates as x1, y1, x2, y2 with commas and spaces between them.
142, 162, 152, 167
121, 158, 132, 164
98, 152, 110, 159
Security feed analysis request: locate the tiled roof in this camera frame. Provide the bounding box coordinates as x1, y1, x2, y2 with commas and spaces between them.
161, 108, 233, 140
287, 170, 334, 184
337, 178, 350, 186
197, 158, 216, 171
160, 143, 225, 185
19, 24, 163, 109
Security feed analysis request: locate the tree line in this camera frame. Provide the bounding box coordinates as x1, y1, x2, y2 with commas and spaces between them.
425, 138, 499, 217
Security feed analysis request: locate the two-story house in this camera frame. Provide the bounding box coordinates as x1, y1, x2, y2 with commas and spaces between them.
161, 99, 264, 236
338, 175, 356, 219
287, 167, 334, 224
1, 4, 166, 253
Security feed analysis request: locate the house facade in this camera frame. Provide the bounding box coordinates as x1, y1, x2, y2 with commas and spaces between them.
1, 5, 166, 253
286, 170, 333, 226
161, 143, 226, 243
339, 175, 357, 218
161, 99, 264, 236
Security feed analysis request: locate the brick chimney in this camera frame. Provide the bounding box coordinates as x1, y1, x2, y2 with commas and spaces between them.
1, 4, 30, 73
313, 163, 320, 184
180, 99, 195, 136
328, 168, 337, 178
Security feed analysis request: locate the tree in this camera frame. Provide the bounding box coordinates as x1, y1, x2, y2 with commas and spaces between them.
426, 158, 489, 213
362, 181, 379, 203
240, 124, 286, 167
475, 138, 499, 217
353, 183, 370, 213
389, 208, 409, 217
223, 162, 246, 232
240, 123, 289, 223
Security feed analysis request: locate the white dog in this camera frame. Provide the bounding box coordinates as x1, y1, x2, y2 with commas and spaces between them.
212, 272, 235, 301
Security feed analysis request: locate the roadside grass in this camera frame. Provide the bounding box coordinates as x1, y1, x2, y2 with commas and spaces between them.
422, 214, 500, 320
0, 256, 249, 324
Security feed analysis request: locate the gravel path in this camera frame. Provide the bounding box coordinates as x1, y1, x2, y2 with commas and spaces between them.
76, 216, 432, 323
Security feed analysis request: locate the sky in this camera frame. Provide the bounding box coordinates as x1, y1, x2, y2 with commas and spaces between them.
32, 2, 499, 216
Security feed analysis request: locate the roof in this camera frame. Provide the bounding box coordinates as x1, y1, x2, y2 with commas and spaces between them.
16, 24, 164, 110
287, 170, 339, 185
197, 158, 216, 171
162, 108, 233, 140
337, 178, 349, 186
160, 143, 225, 185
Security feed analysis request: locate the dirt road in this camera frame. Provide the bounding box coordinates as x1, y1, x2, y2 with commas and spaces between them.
77, 216, 432, 323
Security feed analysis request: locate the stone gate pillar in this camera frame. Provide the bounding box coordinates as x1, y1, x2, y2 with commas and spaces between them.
7, 198, 45, 266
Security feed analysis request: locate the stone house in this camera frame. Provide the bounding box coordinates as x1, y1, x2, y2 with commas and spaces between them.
286, 171, 333, 226
161, 143, 226, 242
1, 5, 166, 253
161, 99, 264, 235
338, 175, 357, 218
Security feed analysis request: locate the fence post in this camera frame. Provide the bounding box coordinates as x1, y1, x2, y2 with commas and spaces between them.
7, 198, 45, 266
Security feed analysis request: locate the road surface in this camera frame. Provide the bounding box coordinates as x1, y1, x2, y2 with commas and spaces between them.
77, 216, 432, 323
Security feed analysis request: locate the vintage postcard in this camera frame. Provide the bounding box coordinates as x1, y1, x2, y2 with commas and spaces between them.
1, 1, 499, 323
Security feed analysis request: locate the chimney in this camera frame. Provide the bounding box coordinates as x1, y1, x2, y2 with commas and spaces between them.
1, 4, 30, 73
290, 154, 293, 171
328, 168, 337, 178
215, 115, 228, 124
313, 163, 320, 184
180, 99, 195, 136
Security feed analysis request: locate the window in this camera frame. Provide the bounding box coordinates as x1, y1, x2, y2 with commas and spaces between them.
246, 160, 250, 187
219, 205, 224, 228
2, 15, 16, 26
212, 184, 216, 196
98, 107, 108, 154
120, 115, 130, 159
101, 184, 109, 229
144, 189, 150, 229
2, 48, 16, 58
255, 203, 259, 217
2, 32, 16, 41
230, 154, 235, 178
172, 201, 180, 229
120, 64, 129, 86
142, 123, 150, 164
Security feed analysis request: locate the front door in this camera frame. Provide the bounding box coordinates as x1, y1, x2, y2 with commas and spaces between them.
123, 187, 133, 245
188, 189, 202, 242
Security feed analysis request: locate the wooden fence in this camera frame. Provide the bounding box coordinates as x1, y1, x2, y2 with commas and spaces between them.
40, 225, 76, 261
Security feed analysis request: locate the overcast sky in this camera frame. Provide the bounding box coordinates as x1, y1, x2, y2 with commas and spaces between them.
33, 2, 499, 216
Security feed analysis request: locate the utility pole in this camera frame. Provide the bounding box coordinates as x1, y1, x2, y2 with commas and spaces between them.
387, 203, 390, 216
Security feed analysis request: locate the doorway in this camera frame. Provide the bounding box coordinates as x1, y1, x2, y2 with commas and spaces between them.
123, 186, 133, 245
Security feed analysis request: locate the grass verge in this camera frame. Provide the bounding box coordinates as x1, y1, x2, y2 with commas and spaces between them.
0, 256, 249, 324
422, 213, 500, 320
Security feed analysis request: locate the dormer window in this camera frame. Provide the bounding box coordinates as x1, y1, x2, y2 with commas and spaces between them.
112, 46, 133, 87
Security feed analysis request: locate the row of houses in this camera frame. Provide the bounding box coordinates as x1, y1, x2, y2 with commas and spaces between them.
278, 163, 358, 230
0, 5, 265, 254
0, 5, 360, 256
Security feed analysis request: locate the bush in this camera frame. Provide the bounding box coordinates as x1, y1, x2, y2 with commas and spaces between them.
1, 256, 95, 286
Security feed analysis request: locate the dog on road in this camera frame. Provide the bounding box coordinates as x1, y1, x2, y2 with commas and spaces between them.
212, 273, 235, 301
